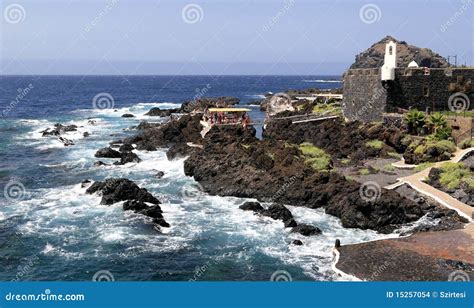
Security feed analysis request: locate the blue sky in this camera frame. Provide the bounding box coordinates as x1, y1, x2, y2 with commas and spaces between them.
0, 0, 472, 75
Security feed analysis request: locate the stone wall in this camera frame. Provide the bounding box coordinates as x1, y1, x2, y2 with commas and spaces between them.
343, 67, 474, 122
342, 68, 386, 122
387, 68, 474, 112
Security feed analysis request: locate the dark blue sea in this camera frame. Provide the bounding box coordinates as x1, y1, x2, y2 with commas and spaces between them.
0, 75, 389, 281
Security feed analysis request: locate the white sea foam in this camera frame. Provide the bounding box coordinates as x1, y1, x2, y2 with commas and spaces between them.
302, 79, 342, 83
245, 94, 266, 99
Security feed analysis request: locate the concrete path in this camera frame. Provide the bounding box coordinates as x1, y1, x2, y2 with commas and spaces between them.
385, 147, 474, 220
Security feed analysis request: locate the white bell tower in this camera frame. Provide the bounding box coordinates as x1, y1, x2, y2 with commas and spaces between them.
381, 41, 397, 81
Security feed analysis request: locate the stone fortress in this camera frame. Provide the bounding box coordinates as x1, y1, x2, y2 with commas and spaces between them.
342, 37, 474, 123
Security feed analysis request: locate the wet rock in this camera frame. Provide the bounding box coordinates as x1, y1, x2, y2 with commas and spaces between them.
155, 171, 165, 179
284, 218, 298, 228
58, 137, 74, 146
291, 224, 322, 236
135, 141, 157, 151
119, 144, 135, 152
122, 113, 135, 118
41, 123, 78, 136
262, 204, 294, 222
81, 179, 92, 188
95, 147, 122, 158
145, 107, 179, 117
94, 161, 108, 166
292, 240, 303, 246
123, 200, 148, 211
83, 132, 90, 137
114, 152, 141, 165
239, 202, 265, 213
137, 121, 161, 130
86, 178, 160, 205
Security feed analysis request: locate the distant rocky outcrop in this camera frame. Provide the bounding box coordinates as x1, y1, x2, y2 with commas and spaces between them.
350, 36, 449, 69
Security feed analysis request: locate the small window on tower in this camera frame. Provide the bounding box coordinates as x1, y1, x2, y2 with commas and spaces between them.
423, 86, 429, 97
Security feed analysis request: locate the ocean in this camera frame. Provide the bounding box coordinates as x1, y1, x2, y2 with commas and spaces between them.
0, 75, 392, 281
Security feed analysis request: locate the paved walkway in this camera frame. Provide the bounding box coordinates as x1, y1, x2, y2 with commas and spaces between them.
335, 147, 474, 281
385, 147, 474, 221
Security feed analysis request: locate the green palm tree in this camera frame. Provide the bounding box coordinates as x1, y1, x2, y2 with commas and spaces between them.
404, 109, 425, 135
426, 112, 447, 134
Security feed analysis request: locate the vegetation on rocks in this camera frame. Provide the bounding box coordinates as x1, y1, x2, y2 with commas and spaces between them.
437, 162, 474, 190
298, 142, 332, 172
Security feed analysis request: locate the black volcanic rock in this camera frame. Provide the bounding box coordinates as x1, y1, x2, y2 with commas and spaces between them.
350, 36, 449, 69
184, 125, 463, 233
114, 151, 141, 165
291, 224, 322, 236
122, 113, 135, 118
263, 204, 294, 222
119, 144, 135, 152
145, 107, 179, 117
86, 178, 160, 205
179, 97, 239, 113
239, 202, 265, 213
95, 147, 122, 158
41, 123, 78, 136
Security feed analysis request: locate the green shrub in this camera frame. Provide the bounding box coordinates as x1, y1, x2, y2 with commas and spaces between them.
359, 168, 370, 175
459, 138, 474, 149
414, 139, 456, 156
383, 164, 396, 171
387, 152, 402, 159
438, 162, 474, 189
414, 162, 434, 172
299, 142, 332, 172
366, 139, 384, 150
